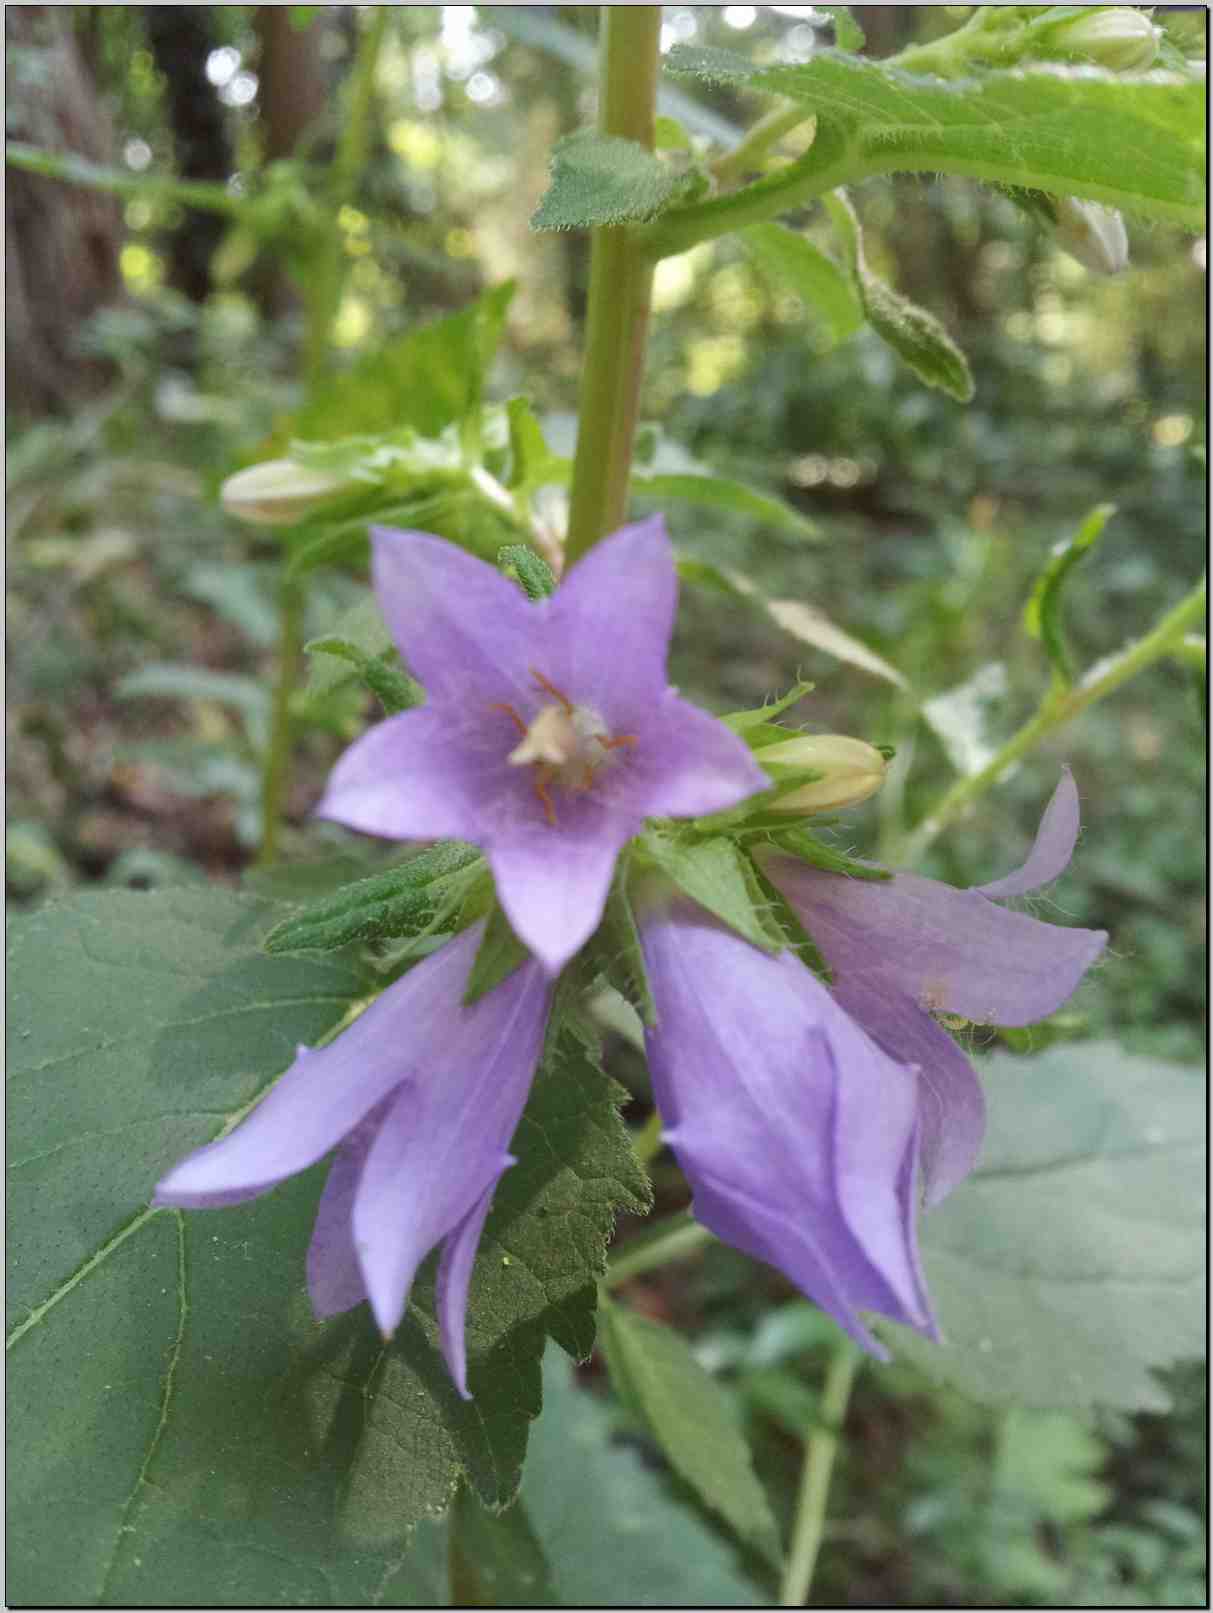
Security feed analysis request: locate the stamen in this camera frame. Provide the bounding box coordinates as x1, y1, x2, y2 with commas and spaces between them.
533, 766, 558, 827
529, 667, 574, 715
489, 702, 528, 737
595, 733, 638, 751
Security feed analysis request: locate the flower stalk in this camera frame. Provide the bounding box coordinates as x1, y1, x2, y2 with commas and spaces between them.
898, 578, 1206, 865
564, 6, 663, 566
779, 1339, 861, 1607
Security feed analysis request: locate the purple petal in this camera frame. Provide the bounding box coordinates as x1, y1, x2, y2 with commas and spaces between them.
614, 693, 770, 821
832, 977, 985, 1208
486, 814, 634, 975
976, 767, 1081, 899
307, 1109, 387, 1318
371, 527, 541, 709
351, 956, 549, 1338
436, 1180, 502, 1399
315, 706, 490, 842
541, 517, 677, 719
639, 900, 936, 1350
153, 925, 488, 1208
758, 852, 1107, 1029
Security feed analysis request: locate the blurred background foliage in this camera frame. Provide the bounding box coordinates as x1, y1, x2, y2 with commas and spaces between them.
4, 5, 1206, 1606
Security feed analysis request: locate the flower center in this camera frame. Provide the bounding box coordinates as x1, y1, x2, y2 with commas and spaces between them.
491, 668, 636, 825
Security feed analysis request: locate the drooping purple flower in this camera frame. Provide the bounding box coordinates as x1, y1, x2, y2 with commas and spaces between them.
316, 517, 769, 974
755, 768, 1107, 1206
637, 890, 937, 1357
154, 924, 551, 1396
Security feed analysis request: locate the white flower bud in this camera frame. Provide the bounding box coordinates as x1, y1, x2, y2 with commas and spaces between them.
1051, 8, 1160, 72
1054, 197, 1130, 275
760, 734, 888, 815
220, 458, 357, 527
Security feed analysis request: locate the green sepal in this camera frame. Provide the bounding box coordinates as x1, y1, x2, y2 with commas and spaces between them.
743, 849, 833, 982
262, 842, 484, 954
463, 900, 534, 1007
303, 631, 422, 715
638, 832, 781, 954
761, 825, 892, 882
722, 679, 816, 735
1023, 503, 1116, 686
585, 860, 658, 1027
498, 543, 558, 601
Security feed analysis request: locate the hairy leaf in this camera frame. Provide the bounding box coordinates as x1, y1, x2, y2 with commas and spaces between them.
641, 833, 779, 953
531, 129, 696, 231
1024, 503, 1116, 684
740, 222, 864, 347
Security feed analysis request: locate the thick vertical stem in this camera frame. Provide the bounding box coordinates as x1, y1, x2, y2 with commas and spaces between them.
257, 576, 304, 864
779, 1340, 860, 1607
564, 6, 662, 566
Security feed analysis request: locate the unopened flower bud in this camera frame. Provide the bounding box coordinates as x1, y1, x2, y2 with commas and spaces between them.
1054, 197, 1129, 275
1050, 8, 1159, 71
760, 734, 888, 815
220, 458, 357, 527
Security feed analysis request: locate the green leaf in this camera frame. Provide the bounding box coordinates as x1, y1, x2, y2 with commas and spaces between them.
303, 588, 422, 715
765, 826, 891, 882
7, 893, 649, 1603
498, 543, 557, 601
679, 559, 907, 686
1024, 503, 1116, 685
641, 833, 779, 953
449, 1490, 557, 1607
599, 1300, 781, 1560
531, 129, 695, 231
293, 281, 516, 442
888, 1042, 1206, 1411
504, 396, 568, 494
826, 191, 973, 401
519, 1347, 764, 1606
262, 843, 484, 955
740, 222, 864, 347
722, 678, 816, 735
463, 901, 533, 1006
820, 5, 864, 52
633, 469, 820, 541
588, 865, 658, 1027
116, 662, 270, 747
665, 47, 1206, 227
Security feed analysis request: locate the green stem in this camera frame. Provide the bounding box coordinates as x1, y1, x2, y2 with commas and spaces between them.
711, 101, 814, 186
604, 1210, 713, 1289
4, 140, 242, 214
631, 1109, 666, 1166
257, 576, 305, 864
564, 6, 663, 566
779, 1340, 860, 1607
898, 577, 1207, 865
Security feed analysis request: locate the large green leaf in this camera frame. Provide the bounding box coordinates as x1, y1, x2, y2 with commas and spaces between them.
891, 1042, 1206, 1411
7, 889, 649, 1605
599, 1300, 780, 1560
666, 47, 1206, 226
739, 222, 863, 348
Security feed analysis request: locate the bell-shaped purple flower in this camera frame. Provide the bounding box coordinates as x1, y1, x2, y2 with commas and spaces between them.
154, 924, 551, 1397
637, 890, 938, 1357
755, 768, 1107, 1207
316, 518, 768, 975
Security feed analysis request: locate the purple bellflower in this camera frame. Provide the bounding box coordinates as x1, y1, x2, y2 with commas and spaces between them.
154, 923, 551, 1397
316, 517, 768, 974
638, 889, 938, 1357
754, 767, 1108, 1208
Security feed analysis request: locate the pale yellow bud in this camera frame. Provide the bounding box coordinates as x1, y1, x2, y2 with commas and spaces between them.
760, 734, 888, 815
1054, 197, 1129, 275
1051, 8, 1160, 71
219, 459, 357, 527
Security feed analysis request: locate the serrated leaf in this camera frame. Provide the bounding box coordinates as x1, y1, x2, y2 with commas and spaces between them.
599, 1300, 781, 1560
6, 893, 649, 1604
665, 47, 1206, 227
531, 129, 694, 231
826, 191, 973, 400
740, 222, 864, 347
520, 1347, 764, 1606
888, 1042, 1206, 1411
641, 834, 779, 953
633, 469, 820, 541
262, 843, 484, 955
1024, 503, 1115, 684
680, 559, 907, 686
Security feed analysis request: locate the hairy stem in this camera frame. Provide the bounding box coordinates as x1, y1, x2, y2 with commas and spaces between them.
779, 1340, 860, 1607
564, 6, 663, 566
898, 577, 1207, 865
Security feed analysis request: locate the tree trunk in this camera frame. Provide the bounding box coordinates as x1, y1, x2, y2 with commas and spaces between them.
4, 5, 124, 417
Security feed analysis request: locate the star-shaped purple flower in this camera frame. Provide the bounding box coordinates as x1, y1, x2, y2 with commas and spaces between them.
154, 923, 551, 1397
316, 517, 769, 973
